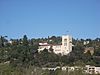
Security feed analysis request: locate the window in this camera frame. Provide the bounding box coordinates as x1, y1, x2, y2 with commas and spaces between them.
64, 39, 67, 46
64, 39, 67, 42
56, 46, 61, 48
64, 43, 67, 46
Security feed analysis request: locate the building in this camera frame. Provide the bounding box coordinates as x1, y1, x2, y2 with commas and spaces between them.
84, 47, 94, 55
85, 65, 100, 74
38, 35, 72, 55
42, 65, 100, 74
83, 41, 90, 45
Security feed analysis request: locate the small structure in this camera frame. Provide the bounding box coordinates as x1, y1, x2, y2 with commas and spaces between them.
83, 41, 89, 45
84, 47, 94, 55
42, 66, 60, 71
85, 65, 100, 74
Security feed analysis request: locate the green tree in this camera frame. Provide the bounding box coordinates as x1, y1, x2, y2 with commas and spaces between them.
0, 36, 8, 47
23, 35, 29, 46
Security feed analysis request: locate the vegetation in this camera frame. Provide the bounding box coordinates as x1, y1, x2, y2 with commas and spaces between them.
0, 35, 100, 75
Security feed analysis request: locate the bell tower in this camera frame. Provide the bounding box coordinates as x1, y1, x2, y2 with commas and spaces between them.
61, 35, 72, 55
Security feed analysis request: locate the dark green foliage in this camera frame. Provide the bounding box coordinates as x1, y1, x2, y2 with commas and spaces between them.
9, 45, 37, 67
33, 49, 60, 67
0, 35, 100, 75
0, 36, 8, 47
48, 36, 61, 44
22, 35, 29, 46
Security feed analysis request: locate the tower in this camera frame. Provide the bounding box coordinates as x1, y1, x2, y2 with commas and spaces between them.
61, 35, 72, 55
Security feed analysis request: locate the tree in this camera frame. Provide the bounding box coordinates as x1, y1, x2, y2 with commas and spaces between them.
0, 36, 8, 47
49, 46, 53, 53
94, 48, 100, 56
22, 35, 29, 46
82, 51, 93, 64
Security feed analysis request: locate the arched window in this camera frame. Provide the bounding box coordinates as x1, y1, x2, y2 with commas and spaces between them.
64, 39, 67, 46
